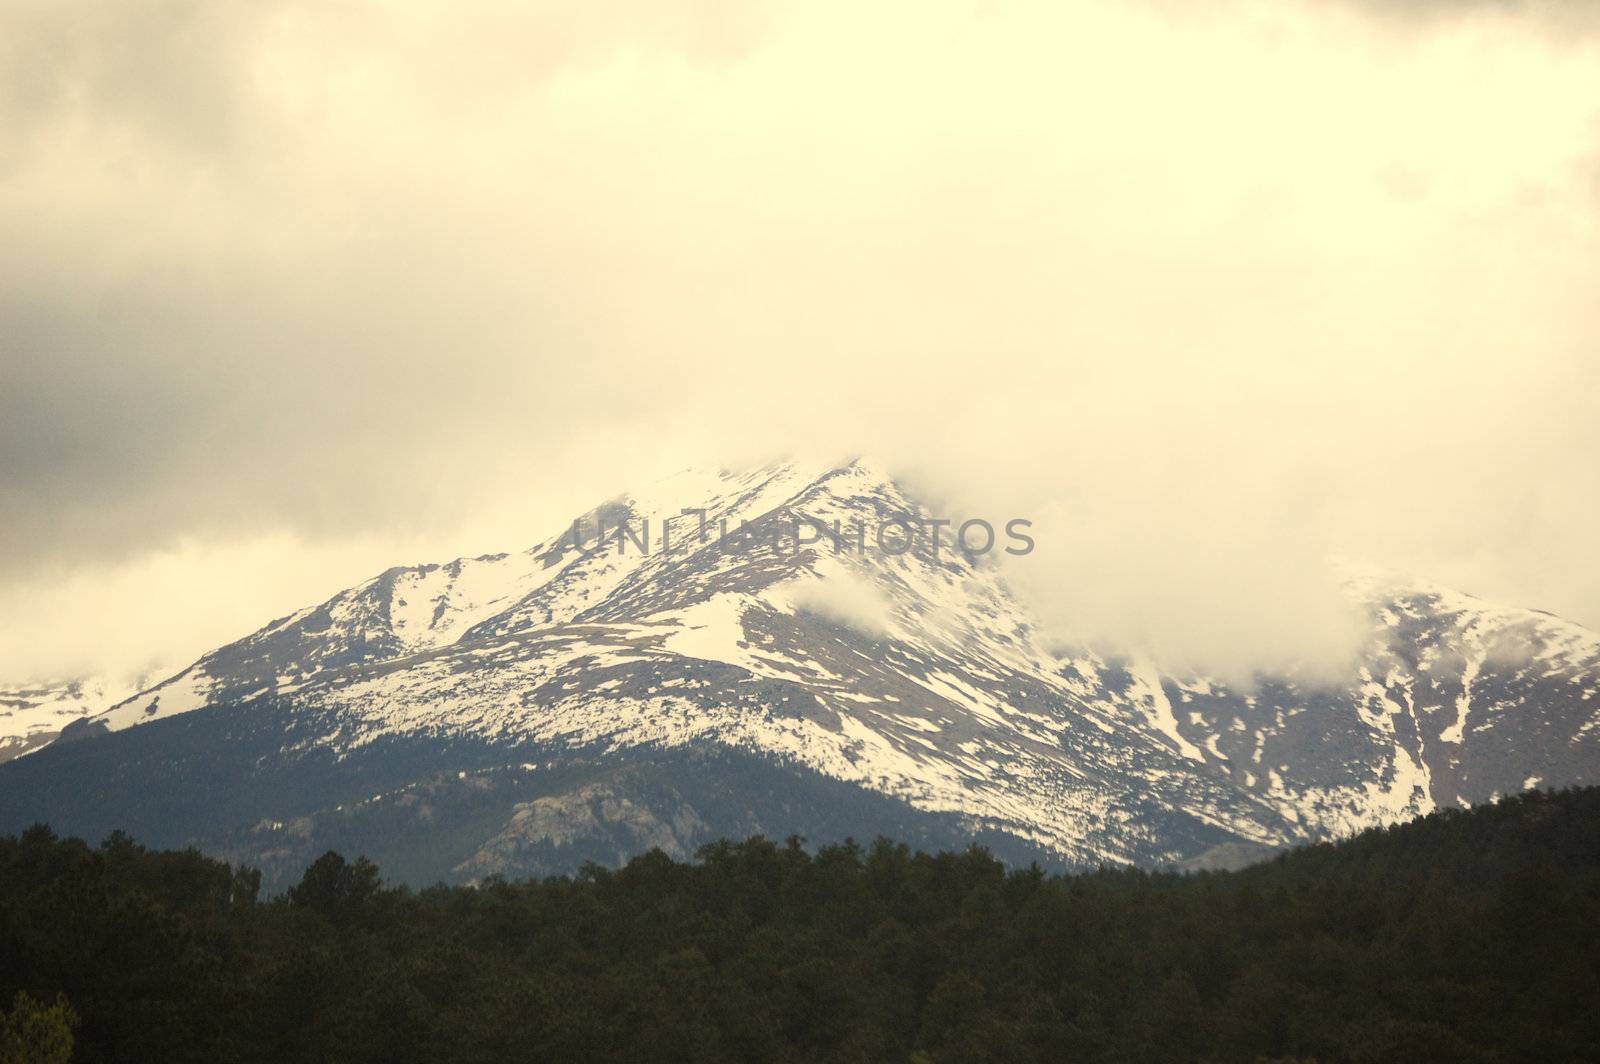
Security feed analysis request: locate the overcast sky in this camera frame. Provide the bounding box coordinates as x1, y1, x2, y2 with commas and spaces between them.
2, 0, 1597, 683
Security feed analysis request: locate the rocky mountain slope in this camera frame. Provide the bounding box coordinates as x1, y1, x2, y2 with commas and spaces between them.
3, 459, 1597, 885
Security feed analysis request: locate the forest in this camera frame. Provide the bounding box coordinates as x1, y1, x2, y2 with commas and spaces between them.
2, 787, 1597, 1063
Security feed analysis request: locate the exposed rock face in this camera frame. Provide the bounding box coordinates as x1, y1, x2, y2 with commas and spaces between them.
455, 781, 710, 880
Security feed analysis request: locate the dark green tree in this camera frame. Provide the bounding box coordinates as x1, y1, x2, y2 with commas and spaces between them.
0, 992, 76, 1064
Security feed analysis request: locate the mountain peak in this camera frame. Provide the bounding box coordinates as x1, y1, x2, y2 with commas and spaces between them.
6, 463, 1596, 879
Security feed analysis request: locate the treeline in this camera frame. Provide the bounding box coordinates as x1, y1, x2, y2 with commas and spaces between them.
2, 789, 1598, 1063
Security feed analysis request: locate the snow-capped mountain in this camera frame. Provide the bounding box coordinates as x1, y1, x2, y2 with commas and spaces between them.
0, 669, 169, 764
4, 459, 1597, 885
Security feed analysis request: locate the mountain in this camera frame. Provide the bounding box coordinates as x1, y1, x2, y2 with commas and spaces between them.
0, 669, 169, 764
2, 459, 1597, 886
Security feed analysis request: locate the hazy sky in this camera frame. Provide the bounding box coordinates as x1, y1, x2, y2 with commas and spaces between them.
2, 0, 1597, 682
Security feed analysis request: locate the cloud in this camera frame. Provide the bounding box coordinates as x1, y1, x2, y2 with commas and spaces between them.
1, 0, 1597, 680
1328, 0, 1600, 35
792, 566, 896, 641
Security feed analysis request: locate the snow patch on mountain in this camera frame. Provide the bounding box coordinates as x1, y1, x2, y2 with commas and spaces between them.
0, 668, 172, 762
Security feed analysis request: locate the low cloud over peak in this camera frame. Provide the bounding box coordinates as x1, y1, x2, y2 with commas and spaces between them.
2, 0, 1597, 680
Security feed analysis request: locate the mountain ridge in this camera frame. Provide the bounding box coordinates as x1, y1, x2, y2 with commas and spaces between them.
4, 458, 1597, 880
